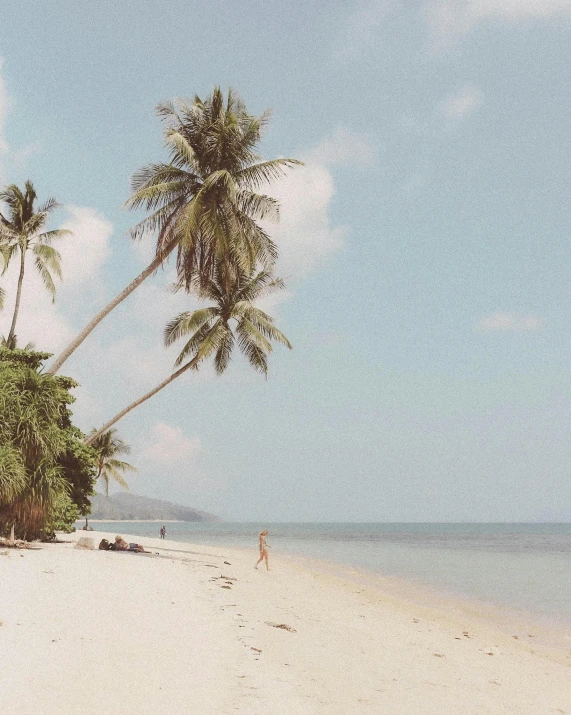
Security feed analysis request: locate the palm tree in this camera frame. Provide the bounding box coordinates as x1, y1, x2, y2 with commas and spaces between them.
47, 87, 300, 375
1, 335, 34, 350
86, 265, 291, 445
89, 429, 136, 497
0, 182, 70, 347
0, 244, 8, 310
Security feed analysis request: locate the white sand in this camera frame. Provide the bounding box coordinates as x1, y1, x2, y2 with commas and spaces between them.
1, 531, 570, 715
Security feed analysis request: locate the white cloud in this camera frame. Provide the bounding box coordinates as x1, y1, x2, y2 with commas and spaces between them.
59, 206, 113, 289
441, 85, 485, 119
475, 312, 544, 332
142, 423, 201, 464
427, 0, 571, 41
267, 162, 346, 279
308, 127, 374, 167
265, 128, 362, 282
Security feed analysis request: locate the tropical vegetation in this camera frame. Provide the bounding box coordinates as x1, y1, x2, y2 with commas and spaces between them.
89, 429, 136, 497
0, 86, 297, 540
47, 87, 299, 376
87, 264, 291, 444
0, 181, 70, 350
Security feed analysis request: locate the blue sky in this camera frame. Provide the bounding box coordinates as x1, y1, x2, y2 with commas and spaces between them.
1, 0, 571, 521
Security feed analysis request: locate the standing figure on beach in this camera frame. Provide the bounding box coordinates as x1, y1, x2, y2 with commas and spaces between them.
160, 525, 166, 539
255, 530, 270, 570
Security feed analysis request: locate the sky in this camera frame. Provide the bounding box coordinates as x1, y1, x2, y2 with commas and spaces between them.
1, 0, 571, 522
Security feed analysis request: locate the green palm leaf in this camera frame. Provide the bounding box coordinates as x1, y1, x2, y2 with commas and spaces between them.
0, 181, 70, 342
164, 307, 218, 347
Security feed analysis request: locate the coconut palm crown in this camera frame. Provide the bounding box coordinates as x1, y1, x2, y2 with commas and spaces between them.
88, 428, 136, 497
0, 181, 70, 346
165, 266, 292, 376
125, 87, 301, 290
85, 264, 292, 445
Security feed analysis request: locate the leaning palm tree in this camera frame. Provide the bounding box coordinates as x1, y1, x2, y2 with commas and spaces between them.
0, 181, 70, 347
86, 265, 291, 445
47, 87, 300, 376
89, 429, 136, 497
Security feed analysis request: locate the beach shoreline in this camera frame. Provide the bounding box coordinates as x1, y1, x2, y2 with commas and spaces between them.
2, 529, 570, 714
85, 519, 186, 523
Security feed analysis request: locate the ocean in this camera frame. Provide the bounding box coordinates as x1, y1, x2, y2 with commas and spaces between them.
83, 521, 571, 627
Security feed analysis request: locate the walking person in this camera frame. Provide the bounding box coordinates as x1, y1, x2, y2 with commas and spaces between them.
160, 525, 166, 539
255, 529, 270, 570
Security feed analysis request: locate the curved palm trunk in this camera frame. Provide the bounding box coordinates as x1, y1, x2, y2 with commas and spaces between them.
85, 356, 199, 446
7, 249, 26, 347
46, 239, 178, 376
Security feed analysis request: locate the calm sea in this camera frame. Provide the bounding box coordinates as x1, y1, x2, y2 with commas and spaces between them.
84, 521, 571, 624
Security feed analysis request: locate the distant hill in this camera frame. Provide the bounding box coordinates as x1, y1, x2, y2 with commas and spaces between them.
89, 493, 220, 522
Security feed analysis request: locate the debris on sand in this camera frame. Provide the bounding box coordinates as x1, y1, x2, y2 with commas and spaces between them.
0, 538, 33, 549
266, 622, 296, 632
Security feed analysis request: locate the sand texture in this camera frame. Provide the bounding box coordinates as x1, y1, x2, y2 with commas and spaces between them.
1, 531, 570, 714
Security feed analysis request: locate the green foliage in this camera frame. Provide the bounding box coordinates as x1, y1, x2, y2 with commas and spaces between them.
89, 428, 136, 497
45, 493, 81, 534
125, 87, 301, 292
0, 349, 97, 539
165, 264, 292, 376
0, 181, 71, 344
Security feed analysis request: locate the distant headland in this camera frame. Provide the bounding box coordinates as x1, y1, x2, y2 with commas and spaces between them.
88, 493, 220, 522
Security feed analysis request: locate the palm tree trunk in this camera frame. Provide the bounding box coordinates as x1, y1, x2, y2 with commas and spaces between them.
7, 249, 26, 347
46, 239, 178, 376
85, 356, 199, 446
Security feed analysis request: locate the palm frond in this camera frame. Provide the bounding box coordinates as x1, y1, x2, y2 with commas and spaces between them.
106, 458, 137, 471
33, 243, 62, 278
213, 329, 234, 374
239, 306, 292, 348
164, 307, 217, 347
34, 256, 57, 301
36, 228, 72, 245
237, 159, 303, 189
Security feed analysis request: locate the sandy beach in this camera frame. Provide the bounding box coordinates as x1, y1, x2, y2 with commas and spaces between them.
1, 531, 570, 715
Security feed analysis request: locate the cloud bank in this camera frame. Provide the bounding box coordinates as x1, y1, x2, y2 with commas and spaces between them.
441, 85, 485, 119
475, 312, 544, 332
427, 0, 571, 41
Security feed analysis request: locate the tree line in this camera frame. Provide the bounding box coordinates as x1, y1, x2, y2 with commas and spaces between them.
0, 87, 299, 540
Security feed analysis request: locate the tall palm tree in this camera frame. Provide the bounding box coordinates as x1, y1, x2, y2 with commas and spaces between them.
47, 87, 300, 376
0, 181, 70, 347
86, 265, 291, 445
89, 429, 136, 497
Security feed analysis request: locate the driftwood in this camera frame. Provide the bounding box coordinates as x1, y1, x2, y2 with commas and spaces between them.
0, 537, 34, 549
265, 622, 297, 632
